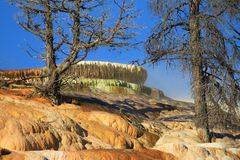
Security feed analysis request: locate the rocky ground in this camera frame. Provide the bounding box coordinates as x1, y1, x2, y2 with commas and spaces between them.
0, 88, 239, 160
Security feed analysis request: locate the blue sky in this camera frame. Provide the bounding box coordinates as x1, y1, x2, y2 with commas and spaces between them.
0, 0, 192, 102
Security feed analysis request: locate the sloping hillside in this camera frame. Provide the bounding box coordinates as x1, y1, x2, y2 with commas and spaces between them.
0, 88, 239, 160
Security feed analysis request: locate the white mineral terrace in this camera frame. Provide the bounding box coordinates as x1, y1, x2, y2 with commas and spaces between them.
76, 61, 145, 71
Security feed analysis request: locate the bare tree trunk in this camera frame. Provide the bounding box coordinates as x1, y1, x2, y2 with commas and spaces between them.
189, 0, 210, 142
43, 70, 61, 104
42, 0, 61, 104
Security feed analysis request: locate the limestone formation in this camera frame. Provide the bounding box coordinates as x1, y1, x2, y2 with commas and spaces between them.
155, 143, 240, 160
0, 149, 178, 160
68, 61, 147, 84
65, 78, 164, 99
0, 91, 158, 151
153, 128, 240, 160
0, 61, 166, 100
1, 88, 239, 160
0, 61, 147, 85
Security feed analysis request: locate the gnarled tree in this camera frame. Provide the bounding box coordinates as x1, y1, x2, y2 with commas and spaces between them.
146, 0, 240, 142
9, 0, 137, 104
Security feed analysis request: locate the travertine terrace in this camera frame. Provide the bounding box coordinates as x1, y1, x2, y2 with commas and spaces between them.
0, 61, 147, 85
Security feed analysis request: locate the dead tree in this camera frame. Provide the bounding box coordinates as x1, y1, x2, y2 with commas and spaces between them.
9, 0, 137, 104
145, 0, 240, 142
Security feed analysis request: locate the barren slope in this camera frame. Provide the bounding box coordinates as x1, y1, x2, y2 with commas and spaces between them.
0, 88, 239, 160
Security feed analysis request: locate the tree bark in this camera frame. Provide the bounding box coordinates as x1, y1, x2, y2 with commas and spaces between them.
189, 0, 210, 142
42, 0, 61, 104
43, 70, 61, 104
